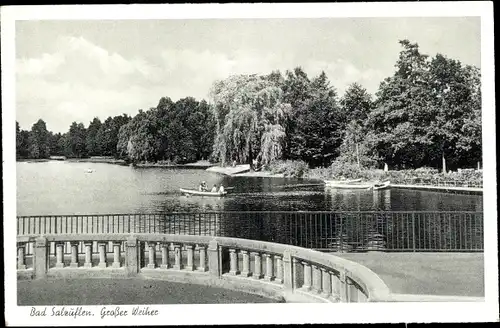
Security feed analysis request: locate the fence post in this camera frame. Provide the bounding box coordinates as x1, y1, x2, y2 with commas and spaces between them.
208, 239, 221, 277
339, 216, 343, 252
34, 236, 48, 280
125, 236, 139, 276
412, 213, 416, 252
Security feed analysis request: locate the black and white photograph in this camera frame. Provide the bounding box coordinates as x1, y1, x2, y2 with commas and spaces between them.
2, 2, 498, 325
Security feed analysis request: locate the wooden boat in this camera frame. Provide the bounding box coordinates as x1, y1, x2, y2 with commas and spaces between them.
327, 182, 373, 190
327, 181, 390, 190
372, 181, 391, 190
324, 178, 362, 185
180, 188, 227, 197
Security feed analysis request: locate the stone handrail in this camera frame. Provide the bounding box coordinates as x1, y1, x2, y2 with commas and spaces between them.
16, 233, 392, 303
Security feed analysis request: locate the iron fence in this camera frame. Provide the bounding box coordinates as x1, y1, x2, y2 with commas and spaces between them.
17, 211, 483, 252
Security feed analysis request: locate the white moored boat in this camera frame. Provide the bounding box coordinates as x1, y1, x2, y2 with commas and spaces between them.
327, 182, 373, 190
180, 188, 227, 197
324, 178, 362, 185
326, 180, 391, 190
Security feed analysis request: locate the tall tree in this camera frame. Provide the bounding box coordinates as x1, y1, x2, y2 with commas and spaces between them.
65, 122, 87, 158
48, 132, 65, 156
86, 117, 102, 156
117, 110, 157, 162
16, 122, 30, 159
370, 40, 434, 169
192, 100, 216, 161
28, 119, 51, 159
289, 71, 342, 167
339, 83, 375, 167
210, 74, 291, 168
96, 114, 131, 157
281, 67, 312, 160
425, 54, 482, 170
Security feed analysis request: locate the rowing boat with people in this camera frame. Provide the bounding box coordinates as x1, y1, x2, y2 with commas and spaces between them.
180, 188, 227, 197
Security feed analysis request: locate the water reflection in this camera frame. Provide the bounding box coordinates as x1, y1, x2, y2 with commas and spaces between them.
16, 162, 483, 216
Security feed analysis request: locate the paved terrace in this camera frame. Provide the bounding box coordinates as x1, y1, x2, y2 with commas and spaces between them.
18, 279, 278, 305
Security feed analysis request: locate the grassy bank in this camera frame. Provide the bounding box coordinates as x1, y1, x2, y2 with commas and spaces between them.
263, 160, 483, 186
333, 252, 484, 296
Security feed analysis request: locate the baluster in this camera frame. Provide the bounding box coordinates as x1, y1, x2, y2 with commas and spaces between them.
17, 242, 26, 270
112, 241, 121, 268
339, 271, 348, 302
229, 249, 239, 275
98, 242, 107, 268
147, 242, 156, 268
274, 255, 283, 284
240, 250, 251, 277
173, 244, 183, 270
264, 253, 274, 281
197, 245, 207, 272
55, 242, 65, 268
312, 264, 322, 293
321, 268, 331, 298
185, 244, 194, 271
84, 241, 93, 267
301, 261, 312, 291
330, 272, 340, 301
292, 257, 299, 289
251, 252, 262, 279
161, 243, 170, 269
70, 242, 79, 268
347, 278, 357, 302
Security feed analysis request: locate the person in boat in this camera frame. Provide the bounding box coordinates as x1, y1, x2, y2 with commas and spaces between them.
211, 184, 218, 193
218, 184, 225, 193
199, 181, 208, 192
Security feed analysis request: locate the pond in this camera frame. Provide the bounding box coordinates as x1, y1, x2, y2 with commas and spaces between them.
16, 161, 483, 216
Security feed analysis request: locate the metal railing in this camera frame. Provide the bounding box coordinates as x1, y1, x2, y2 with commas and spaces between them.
16, 211, 483, 252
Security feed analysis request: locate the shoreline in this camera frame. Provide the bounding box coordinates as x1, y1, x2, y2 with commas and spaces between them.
206, 164, 285, 178
232, 171, 285, 178
17, 159, 214, 168
135, 160, 213, 168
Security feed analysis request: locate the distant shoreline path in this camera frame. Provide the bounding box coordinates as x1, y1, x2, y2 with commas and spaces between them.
391, 184, 482, 194
206, 164, 285, 178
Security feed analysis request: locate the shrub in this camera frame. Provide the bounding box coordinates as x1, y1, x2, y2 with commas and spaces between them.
267, 160, 309, 178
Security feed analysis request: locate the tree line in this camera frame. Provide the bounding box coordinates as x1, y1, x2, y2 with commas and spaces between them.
16, 97, 214, 163
210, 40, 481, 171
17, 40, 481, 171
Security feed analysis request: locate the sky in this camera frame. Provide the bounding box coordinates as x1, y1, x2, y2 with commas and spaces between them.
15, 17, 481, 133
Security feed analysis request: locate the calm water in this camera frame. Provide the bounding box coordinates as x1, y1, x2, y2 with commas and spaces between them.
16, 161, 483, 216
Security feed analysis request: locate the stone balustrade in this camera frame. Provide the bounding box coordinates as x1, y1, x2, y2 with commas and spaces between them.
16, 233, 392, 303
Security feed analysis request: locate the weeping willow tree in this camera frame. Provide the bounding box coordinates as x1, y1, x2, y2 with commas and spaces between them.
210, 74, 291, 169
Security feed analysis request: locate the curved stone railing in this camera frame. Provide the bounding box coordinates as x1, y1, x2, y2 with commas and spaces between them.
16, 233, 392, 303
